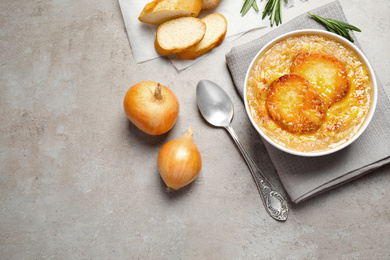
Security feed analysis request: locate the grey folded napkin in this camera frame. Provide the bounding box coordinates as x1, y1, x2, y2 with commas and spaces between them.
226, 0, 390, 203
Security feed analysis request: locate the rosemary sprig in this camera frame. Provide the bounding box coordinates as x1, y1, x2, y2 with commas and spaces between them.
309, 12, 361, 42
262, 0, 288, 26
240, 0, 288, 27
240, 0, 259, 17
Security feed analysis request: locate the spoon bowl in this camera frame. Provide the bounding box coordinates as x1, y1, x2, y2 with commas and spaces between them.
196, 80, 233, 127
196, 80, 288, 221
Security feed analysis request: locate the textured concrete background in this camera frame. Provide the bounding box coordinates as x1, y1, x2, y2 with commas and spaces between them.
1, 0, 389, 259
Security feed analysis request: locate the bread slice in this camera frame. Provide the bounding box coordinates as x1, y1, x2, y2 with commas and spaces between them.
291, 52, 349, 107
266, 74, 327, 134
138, 0, 204, 25
202, 0, 221, 9
176, 13, 227, 60
155, 17, 206, 55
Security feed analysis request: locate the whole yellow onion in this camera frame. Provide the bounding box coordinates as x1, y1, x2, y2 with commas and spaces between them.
123, 81, 180, 135
157, 127, 202, 191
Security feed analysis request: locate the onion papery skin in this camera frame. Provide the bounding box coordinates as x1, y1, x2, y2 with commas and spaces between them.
123, 81, 180, 135
157, 128, 202, 191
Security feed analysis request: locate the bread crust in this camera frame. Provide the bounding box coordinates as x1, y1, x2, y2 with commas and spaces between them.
176, 13, 227, 60
155, 17, 206, 55
291, 52, 349, 107
266, 74, 328, 134
202, 0, 221, 9
139, 0, 204, 25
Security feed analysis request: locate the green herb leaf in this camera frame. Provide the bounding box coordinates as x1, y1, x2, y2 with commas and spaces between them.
241, 0, 257, 17
262, 0, 286, 26
308, 12, 361, 42
252, 0, 259, 11
241, 0, 287, 27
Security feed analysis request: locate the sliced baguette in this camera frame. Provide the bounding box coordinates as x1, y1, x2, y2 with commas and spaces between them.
176, 13, 227, 60
138, 0, 204, 25
155, 17, 206, 55
202, 0, 221, 9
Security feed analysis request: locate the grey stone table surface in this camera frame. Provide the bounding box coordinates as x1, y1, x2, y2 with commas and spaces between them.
1, 0, 389, 259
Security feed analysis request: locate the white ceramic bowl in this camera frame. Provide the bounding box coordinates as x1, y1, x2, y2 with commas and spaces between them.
244, 29, 377, 157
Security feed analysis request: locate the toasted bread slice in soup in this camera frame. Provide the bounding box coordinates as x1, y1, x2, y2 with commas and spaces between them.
291, 52, 349, 107
139, 0, 204, 25
202, 0, 221, 9
176, 13, 227, 60
155, 17, 206, 55
266, 74, 328, 134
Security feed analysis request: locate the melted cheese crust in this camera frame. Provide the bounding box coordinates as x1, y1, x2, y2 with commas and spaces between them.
291, 52, 349, 106
266, 74, 327, 134
246, 35, 373, 153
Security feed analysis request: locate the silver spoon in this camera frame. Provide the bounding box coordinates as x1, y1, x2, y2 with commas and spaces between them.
196, 80, 288, 221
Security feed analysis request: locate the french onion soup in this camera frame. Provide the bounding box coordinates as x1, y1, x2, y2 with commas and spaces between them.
246, 33, 374, 153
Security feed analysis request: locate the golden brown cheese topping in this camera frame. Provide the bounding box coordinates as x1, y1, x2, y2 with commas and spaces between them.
291, 52, 349, 107
266, 74, 327, 134
246, 34, 373, 153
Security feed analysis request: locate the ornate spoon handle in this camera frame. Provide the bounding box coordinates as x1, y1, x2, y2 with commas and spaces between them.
225, 125, 288, 221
